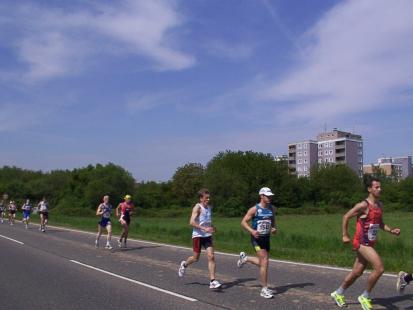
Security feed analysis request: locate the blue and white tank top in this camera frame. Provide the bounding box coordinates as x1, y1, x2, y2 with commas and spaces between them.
22, 203, 32, 211
252, 204, 274, 236
99, 203, 112, 219
192, 203, 212, 238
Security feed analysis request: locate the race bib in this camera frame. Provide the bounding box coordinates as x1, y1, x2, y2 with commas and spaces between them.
367, 224, 380, 241
257, 219, 271, 235
103, 212, 110, 218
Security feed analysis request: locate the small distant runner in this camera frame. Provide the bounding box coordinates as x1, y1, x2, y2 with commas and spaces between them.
331, 177, 400, 310
37, 197, 49, 232
95, 195, 113, 250
237, 187, 277, 299
178, 188, 222, 289
397, 271, 412, 294
0, 193, 7, 224
8, 200, 17, 226
116, 195, 134, 248
21, 199, 32, 229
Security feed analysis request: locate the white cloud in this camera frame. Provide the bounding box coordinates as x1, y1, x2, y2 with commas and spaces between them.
1, 0, 195, 82
205, 40, 254, 61
263, 0, 413, 123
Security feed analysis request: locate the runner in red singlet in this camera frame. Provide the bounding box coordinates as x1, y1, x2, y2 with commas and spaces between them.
116, 195, 134, 248
331, 177, 400, 310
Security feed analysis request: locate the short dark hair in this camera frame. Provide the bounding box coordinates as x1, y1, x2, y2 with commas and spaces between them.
364, 176, 380, 191
198, 188, 210, 198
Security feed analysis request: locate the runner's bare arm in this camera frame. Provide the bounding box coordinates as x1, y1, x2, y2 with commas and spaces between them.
96, 205, 103, 216
271, 206, 277, 234
342, 201, 368, 243
115, 204, 121, 217
381, 222, 401, 235
189, 204, 202, 229
241, 206, 259, 238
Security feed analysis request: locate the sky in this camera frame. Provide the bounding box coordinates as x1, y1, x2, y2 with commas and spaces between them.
1, 0, 413, 181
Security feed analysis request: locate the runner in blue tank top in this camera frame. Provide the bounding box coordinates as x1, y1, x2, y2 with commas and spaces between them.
21, 199, 32, 229
178, 188, 222, 289
95, 195, 113, 250
238, 187, 277, 299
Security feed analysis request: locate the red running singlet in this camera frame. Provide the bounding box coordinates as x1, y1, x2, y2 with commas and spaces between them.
352, 200, 383, 250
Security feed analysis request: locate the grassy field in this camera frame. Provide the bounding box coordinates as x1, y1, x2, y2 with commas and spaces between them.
17, 212, 413, 273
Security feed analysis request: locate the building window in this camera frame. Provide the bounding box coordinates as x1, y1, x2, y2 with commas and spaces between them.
325, 150, 328, 155
297, 144, 302, 149
319, 144, 322, 149
324, 143, 329, 148
303, 143, 308, 149
304, 151, 307, 156
329, 150, 333, 155
325, 158, 328, 163
329, 142, 333, 147
304, 159, 307, 164
298, 159, 302, 164
318, 151, 322, 156
304, 166, 308, 172
318, 159, 322, 163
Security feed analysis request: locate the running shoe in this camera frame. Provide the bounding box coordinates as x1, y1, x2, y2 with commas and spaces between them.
42, 228, 45, 232
95, 240, 99, 248
105, 243, 113, 250
358, 295, 372, 310
178, 261, 186, 277
25, 224, 28, 229
397, 271, 408, 293
330, 291, 347, 307
260, 287, 274, 299
237, 251, 248, 268
209, 280, 222, 289
117, 239, 122, 248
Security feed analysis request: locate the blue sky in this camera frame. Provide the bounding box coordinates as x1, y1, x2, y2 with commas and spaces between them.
1, 0, 412, 181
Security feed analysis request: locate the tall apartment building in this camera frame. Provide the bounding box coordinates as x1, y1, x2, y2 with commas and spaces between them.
363, 156, 412, 180
288, 129, 363, 177
288, 140, 318, 177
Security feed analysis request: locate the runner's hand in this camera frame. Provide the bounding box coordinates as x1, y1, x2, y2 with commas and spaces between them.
271, 227, 277, 235
204, 227, 215, 234
252, 230, 260, 239
342, 235, 351, 244
391, 228, 401, 236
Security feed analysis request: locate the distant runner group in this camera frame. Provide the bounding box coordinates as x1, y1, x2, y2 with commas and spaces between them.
0, 176, 410, 308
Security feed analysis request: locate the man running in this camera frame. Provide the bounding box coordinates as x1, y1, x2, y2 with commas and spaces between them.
237, 187, 277, 299
37, 197, 49, 232
178, 188, 222, 290
21, 199, 32, 229
116, 195, 134, 248
0, 194, 7, 224
8, 200, 17, 225
95, 195, 113, 250
331, 177, 400, 309
397, 271, 412, 294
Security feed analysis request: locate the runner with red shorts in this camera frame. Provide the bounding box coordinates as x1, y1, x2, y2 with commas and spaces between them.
178, 188, 222, 289
331, 177, 400, 309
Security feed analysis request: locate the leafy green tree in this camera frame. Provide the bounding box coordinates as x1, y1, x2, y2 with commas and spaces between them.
171, 163, 205, 207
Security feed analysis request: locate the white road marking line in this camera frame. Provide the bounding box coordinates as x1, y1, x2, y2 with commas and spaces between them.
0, 234, 24, 245
70, 259, 197, 302
45, 224, 397, 278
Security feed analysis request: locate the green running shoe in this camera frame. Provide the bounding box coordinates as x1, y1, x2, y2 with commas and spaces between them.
330, 291, 347, 307
358, 295, 373, 310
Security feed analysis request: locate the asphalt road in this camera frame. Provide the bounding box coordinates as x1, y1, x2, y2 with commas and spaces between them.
0, 221, 412, 310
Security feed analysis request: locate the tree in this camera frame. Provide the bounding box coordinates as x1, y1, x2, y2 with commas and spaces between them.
171, 163, 205, 207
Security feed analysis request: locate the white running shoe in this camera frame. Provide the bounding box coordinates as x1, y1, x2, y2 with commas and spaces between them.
105, 243, 113, 250
178, 261, 187, 277
42, 228, 45, 232
25, 224, 28, 229
260, 287, 274, 299
95, 240, 99, 248
397, 271, 408, 294
117, 240, 122, 248
209, 280, 222, 289
237, 251, 248, 268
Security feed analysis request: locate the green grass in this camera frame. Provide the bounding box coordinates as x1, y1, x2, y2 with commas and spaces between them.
17, 212, 413, 273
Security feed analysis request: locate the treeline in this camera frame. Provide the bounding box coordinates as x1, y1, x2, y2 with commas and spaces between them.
1, 151, 413, 217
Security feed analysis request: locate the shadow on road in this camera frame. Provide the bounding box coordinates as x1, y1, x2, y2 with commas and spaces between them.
117, 245, 162, 252
373, 294, 413, 309
270, 282, 315, 295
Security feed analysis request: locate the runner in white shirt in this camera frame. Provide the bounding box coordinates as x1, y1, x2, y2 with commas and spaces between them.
95, 195, 113, 249
8, 200, 17, 226
178, 188, 222, 289
37, 197, 49, 232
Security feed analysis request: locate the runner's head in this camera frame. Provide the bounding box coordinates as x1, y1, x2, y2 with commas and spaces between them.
26, 199, 30, 204
259, 187, 274, 204
365, 176, 381, 198
124, 194, 132, 202
198, 188, 210, 204
103, 195, 109, 203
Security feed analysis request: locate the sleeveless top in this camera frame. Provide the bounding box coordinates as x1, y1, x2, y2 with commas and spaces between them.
252, 204, 274, 236
22, 203, 32, 211
39, 201, 48, 212
192, 203, 212, 238
353, 199, 383, 249
99, 203, 112, 219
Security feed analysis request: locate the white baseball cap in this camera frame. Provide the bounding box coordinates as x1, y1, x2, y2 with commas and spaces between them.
259, 187, 274, 196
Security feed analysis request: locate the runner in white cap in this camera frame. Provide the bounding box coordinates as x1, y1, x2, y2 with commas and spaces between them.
237, 187, 277, 299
